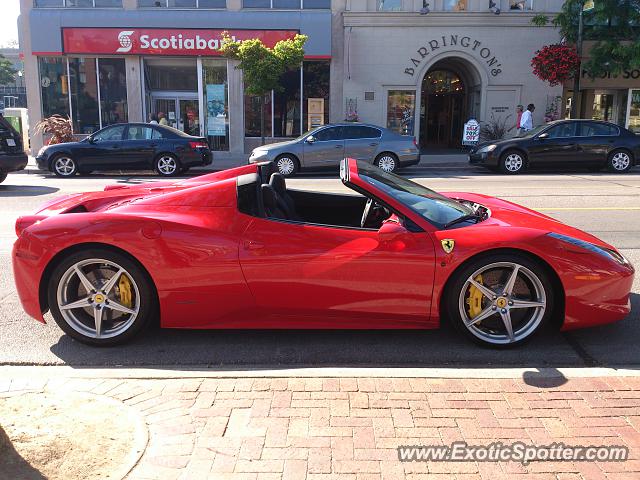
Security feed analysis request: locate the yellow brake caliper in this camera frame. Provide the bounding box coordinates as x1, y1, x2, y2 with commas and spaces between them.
118, 274, 133, 308
466, 274, 484, 320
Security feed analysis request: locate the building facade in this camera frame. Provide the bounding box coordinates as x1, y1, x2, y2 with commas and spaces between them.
18, 0, 640, 157
19, 0, 333, 155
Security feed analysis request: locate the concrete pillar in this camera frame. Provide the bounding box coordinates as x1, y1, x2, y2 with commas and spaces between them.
19, 0, 42, 155
330, 0, 346, 122
227, 0, 242, 10
125, 57, 144, 122
122, 0, 137, 8
227, 59, 245, 154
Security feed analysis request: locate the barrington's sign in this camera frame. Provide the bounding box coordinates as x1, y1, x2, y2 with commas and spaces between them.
404, 35, 503, 77
62, 28, 298, 56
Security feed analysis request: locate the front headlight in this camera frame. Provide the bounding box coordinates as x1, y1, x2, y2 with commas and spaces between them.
476, 144, 497, 154
547, 232, 630, 265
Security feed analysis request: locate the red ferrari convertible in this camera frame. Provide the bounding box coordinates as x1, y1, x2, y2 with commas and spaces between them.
13, 159, 634, 347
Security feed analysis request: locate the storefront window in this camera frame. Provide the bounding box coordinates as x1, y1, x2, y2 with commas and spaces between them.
510, 0, 532, 10
34, 0, 64, 6
98, 58, 128, 126
68, 57, 100, 134
303, 0, 329, 7
245, 94, 272, 137
444, 0, 467, 10
243, 0, 271, 7
378, 0, 401, 11
592, 93, 614, 121
38, 57, 70, 119
198, 0, 226, 6
202, 59, 229, 151
37, 0, 123, 5
387, 90, 416, 136
168, 0, 197, 6
303, 61, 330, 132
628, 89, 640, 133
274, 69, 301, 137
144, 60, 198, 91
273, 0, 300, 7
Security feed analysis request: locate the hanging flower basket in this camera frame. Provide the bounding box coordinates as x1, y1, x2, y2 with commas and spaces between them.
531, 44, 580, 87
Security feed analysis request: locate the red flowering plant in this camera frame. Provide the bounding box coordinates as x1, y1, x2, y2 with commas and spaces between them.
531, 44, 580, 86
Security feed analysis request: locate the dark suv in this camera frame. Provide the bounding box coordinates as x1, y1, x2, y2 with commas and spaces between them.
0, 114, 28, 184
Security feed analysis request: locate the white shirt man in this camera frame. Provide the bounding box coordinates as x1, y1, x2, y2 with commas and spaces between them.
519, 104, 535, 131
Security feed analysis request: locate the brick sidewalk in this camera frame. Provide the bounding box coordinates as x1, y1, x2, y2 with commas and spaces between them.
2, 374, 639, 479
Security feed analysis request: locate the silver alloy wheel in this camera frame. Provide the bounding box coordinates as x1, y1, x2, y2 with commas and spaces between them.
503, 153, 524, 172
157, 155, 178, 175
56, 258, 141, 339
611, 152, 631, 171
276, 157, 296, 176
54, 156, 76, 176
458, 261, 546, 345
377, 155, 396, 172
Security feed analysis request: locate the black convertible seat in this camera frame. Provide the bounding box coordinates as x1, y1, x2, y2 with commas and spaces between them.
261, 184, 291, 220
268, 173, 301, 221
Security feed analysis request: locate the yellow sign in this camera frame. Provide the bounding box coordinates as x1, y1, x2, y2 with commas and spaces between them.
441, 239, 455, 254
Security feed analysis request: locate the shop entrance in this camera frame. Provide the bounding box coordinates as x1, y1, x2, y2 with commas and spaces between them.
420, 69, 466, 149
151, 95, 200, 135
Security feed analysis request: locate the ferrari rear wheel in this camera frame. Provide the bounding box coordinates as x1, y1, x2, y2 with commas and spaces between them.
446, 254, 554, 348
48, 249, 156, 346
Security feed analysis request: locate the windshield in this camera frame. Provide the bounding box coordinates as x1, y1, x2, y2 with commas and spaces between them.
516, 125, 547, 138
354, 161, 474, 228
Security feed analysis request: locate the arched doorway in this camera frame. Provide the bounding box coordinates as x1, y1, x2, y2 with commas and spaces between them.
419, 58, 481, 150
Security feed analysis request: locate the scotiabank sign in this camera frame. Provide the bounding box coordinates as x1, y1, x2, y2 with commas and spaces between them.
62, 28, 298, 56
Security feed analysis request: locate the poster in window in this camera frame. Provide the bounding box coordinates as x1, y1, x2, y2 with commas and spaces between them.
206, 84, 227, 136
307, 98, 325, 131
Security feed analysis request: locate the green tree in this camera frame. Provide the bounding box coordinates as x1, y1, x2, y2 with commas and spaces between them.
532, 0, 640, 77
0, 55, 17, 86
220, 32, 307, 145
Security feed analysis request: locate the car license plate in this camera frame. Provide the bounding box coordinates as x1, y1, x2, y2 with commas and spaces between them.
5, 139, 15, 146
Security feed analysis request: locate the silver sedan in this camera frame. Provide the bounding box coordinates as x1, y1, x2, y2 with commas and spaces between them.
249, 123, 420, 176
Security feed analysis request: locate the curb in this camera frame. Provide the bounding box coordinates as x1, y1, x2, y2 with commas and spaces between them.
1, 365, 639, 380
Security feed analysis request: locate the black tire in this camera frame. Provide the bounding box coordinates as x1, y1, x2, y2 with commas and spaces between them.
154, 153, 181, 177
274, 154, 299, 177
375, 152, 398, 173
51, 154, 78, 177
499, 150, 526, 174
47, 248, 156, 346
607, 150, 633, 173
444, 252, 555, 348
0, 173, 7, 184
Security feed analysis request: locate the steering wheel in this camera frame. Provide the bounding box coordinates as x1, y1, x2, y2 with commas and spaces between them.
361, 198, 374, 228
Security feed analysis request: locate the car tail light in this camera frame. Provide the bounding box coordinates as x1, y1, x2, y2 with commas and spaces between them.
413, 137, 418, 148
15, 215, 47, 237
189, 141, 209, 150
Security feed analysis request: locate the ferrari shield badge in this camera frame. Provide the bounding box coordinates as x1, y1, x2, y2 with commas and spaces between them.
441, 239, 455, 254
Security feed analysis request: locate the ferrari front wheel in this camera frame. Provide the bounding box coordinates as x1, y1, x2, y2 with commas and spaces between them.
446, 254, 554, 348
48, 249, 156, 346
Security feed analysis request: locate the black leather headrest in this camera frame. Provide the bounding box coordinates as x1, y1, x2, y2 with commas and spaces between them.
261, 184, 277, 209
269, 173, 286, 194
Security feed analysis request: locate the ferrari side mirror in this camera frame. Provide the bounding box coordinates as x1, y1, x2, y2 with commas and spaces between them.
378, 221, 408, 243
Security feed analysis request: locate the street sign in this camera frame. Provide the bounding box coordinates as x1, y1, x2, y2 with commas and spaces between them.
462, 119, 480, 145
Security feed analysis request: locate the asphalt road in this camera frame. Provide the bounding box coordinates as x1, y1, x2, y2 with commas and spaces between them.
1, 165, 639, 368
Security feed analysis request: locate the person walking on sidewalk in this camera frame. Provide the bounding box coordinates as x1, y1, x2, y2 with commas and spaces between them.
509, 104, 524, 136
519, 104, 535, 132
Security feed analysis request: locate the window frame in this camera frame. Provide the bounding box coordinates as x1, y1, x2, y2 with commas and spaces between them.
92, 124, 127, 142
35, 0, 123, 6
137, 0, 227, 7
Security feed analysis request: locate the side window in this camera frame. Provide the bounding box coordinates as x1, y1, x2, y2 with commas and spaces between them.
361, 126, 382, 138
151, 128, 164, 140
546, 123, 576, 138
313, 127, 342, 141
578, 122, 618, 136
127, 126, 155, 140
343, 126, 382, 140
93, 125, 126, 141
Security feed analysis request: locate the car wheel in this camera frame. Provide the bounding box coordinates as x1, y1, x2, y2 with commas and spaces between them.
275, 155, 299, 177
445, 253, 554, 348
52, 155, 78, 177
0, 173, 7, 184
375, 153, 398, 173
499, 151, 526, 174
608, 150, 633, 173
155, 154, 180, 176
48, 249, 156, 346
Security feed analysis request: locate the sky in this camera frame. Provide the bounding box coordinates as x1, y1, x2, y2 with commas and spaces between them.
0, 0, 20, 48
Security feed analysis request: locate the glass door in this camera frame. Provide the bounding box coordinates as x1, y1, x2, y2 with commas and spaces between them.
627, 89, 640, 133
179, 99, 200, 136
153, 98, 178, 129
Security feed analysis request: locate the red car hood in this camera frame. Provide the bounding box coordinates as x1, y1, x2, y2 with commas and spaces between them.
444, 191, 614, 250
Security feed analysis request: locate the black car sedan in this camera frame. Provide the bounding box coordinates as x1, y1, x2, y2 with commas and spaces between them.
469, 119, 640, 174
36, 123, 213, 177
0, 114, 28, 184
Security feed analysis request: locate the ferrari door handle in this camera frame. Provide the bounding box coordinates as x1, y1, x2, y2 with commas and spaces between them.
244, 240, 264, 250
